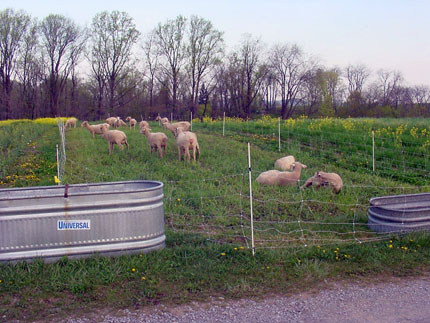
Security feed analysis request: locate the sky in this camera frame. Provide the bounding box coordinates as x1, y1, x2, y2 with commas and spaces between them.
3, 0, 430, 86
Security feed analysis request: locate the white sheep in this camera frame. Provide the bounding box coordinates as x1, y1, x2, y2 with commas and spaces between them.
100, 124, 129, 155
163, 121, 191, 137
140, 127, 167, 158
81, 121, 109, 139
256, 162, 307, 186
139, 120, 149, 130
125, 116, 137, 129
106, 117, 117, 127
155, 115, 168, 125
301, 171, 343, 193
275, 155, 295, 171
113, 117, 127, 128
65, 117, 77, 128
175, 127, 200, 162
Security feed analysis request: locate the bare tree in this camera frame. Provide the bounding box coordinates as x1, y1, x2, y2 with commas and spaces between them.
376, 69, 403, 107
90, 11, 140, 115
269, 43, 312, 119
154, 15, 187, 115
345, 63, 370, 95
0, 8, 31, 119
40, 14, 83, 117
186, 15, 224, 114
141, 31, 160, 109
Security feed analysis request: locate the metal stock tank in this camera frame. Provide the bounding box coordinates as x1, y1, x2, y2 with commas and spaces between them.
0, 180, 165, 263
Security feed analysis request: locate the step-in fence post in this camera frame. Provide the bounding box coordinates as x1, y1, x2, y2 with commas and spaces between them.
248, 142, 255, 256
278, 117, 281, 152
372, 130, 375, 172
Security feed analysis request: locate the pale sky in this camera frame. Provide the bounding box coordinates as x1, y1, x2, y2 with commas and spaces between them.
3, 0, 430, 86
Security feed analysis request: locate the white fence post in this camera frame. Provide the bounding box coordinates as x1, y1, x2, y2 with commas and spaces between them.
223, 112, 225, 137
372, 130, 375, 172
248, 142, 255, 256
278, 117, 281, 152
56, 144, 60, 184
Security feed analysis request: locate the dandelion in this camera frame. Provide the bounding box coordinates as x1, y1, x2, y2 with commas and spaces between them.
54, 176, 61, 184
177, 198, 181, 202
388, 244, 393, 249
239, 246, 245, 250
220, 252, 226, 256
131, 268, 136, 272
0, 279, 2, 283
234, 248, 238, 251
141, 276, 146, 280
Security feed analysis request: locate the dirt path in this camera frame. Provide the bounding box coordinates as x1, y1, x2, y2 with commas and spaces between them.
60, 275, 430, 323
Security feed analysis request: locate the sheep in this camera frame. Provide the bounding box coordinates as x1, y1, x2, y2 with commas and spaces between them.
140, 127, 168, 158
65, 117, 77, 128
175, 127, 200, 162
100, 124, 129, 155
163, 121, 191, 137
275, 155, 295, 171
81, 121, 110, 139
139, 120, 149, 130
155, 115, 168, 125
125, 116, 137, 129
256, 162, 307, 186
301, 171, 343, 193
113, 117, 127, 128
106, 117, 117, 127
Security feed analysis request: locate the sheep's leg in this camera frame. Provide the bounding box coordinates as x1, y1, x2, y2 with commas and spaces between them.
125, 141, 129, 152
109, 142, 113, 155
178, 146, 181, 161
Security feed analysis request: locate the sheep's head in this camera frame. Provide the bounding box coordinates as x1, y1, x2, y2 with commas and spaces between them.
175, 127, 184, 137
140, 127, 151, 135
81, 121, 88, 127
125, 116, 131, 121
155, 115, 161, 121
292, 162, 307, 170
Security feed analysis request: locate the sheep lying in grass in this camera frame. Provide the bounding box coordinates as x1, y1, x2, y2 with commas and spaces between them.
139, 120, 149, 130
155, 115, 168, 125
81, 121, 109, 139
175, 127, 200, 162
256, 162, 307, 186
275, 155, 295, 171
125, 116, 137, 129
100, 124, 129, 155
140, 127, 167, 158
65, 117, 77, 128
163, 120, 191, 137
106, 117, 117, 127
301, 171, 343, 193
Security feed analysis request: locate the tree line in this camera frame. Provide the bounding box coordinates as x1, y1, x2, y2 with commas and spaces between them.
1, 8, 429, 121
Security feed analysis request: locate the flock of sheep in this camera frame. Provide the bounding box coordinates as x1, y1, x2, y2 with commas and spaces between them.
65, 115, 200, 161
65, 116, 342, 192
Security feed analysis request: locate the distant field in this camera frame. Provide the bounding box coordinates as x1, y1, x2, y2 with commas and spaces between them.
1, 117, 430, 321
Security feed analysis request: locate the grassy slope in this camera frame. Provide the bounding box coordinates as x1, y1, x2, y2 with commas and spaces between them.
1, 120, 430, 321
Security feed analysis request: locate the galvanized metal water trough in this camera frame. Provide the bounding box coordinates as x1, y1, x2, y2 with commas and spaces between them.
0, 180, 165, 263
368, 192, 430, 233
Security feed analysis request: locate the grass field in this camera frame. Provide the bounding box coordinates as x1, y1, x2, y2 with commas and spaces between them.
1, 117, 430, 321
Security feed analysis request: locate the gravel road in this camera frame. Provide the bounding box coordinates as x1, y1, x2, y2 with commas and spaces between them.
59, 275, 430, 323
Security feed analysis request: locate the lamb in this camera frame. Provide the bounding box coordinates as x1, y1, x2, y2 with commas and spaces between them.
256, 162, 307, 186
155, 115, 168, 125
65, 117, 77, 128
140, 127, 167, 158
163, 121, 191, 137
125, 116, 137, 129
106, 117, 117, 127
81, 121, 110, 139
139, 120, 149, 130
175, 127, 200, 162
100, 124, 129, 155
301, 171, 343, 193
275, 155, 295, 171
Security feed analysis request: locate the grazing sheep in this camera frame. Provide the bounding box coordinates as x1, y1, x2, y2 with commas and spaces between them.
139, 120, 149, 130
155, 115, 168, 125
65, 117, 77, 128
81, 121, 109, 139
100, 124, 129, 155
140, 127, 167, 158
256, 162, 307, 186
275, 155, 295, 171
301, 171, 343, 193
163, 121, 191, 137
113, 117, 127, 128
125, 116, 137, 129
106, 117, 117, 127
175, 127, 200, 162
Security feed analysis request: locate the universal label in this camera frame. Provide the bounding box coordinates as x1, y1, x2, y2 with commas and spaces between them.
57, 220, 91, 230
